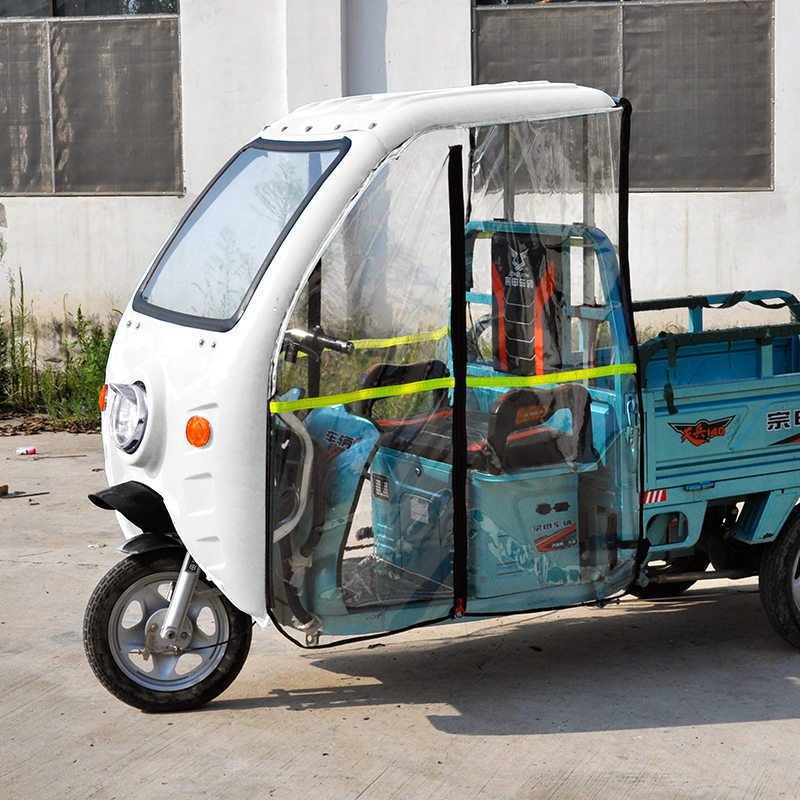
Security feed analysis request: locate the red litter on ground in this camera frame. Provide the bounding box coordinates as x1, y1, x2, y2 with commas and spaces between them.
16, 446, 36, 455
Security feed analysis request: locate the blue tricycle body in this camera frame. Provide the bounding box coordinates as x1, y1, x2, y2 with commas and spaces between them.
633, 292, 800, 597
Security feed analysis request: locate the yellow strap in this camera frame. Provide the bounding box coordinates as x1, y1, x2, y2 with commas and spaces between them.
269, 363, 636, 414
466, 363, 636, 389
270, 377, 454, 413
351, 327, 450, 350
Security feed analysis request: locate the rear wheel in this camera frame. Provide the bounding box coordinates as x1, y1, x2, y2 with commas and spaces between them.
760, 507, 800, 650
84, 551, 252, 712
629, 551, 711, 599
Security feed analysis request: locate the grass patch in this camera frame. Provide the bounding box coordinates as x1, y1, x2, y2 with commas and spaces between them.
0, 238, 118, 429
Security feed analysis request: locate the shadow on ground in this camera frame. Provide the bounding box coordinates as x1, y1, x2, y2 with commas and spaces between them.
212, 583, 800, 735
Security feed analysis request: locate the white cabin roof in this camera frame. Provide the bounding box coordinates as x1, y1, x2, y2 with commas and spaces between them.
260, 82, 618, 152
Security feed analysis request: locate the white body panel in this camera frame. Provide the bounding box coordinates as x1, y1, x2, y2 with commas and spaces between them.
101, 82, 618, 624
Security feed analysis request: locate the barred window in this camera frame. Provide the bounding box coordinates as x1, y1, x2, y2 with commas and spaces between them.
473, 0, 774, 191
0, 9, 181, 195
1, 1, 178, 16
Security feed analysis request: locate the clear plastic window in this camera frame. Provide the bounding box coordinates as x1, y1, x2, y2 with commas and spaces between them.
140, 142, 345, 323
268, 113, 640, 642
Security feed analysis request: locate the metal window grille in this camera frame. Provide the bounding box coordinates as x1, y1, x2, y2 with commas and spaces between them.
0, 1, 179, 17
473, 0, 774, 191
0, 15, 182, 195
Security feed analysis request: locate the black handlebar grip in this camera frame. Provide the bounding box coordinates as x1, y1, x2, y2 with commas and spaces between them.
287, 328, 354, 355
315, 333, 355, 355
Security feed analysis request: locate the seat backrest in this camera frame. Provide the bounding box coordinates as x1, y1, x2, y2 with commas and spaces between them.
491, 230, 564, 376
347, 359, 449, 417
486, 384, 594, 472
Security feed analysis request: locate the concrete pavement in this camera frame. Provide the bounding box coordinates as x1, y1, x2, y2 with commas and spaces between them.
2, 431, 800, 799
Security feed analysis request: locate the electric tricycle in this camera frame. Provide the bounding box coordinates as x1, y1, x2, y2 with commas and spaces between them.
83, 82, 800, 712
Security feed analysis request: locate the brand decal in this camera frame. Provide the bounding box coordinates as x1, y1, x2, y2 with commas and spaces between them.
533, 520, 577, 552
766, 409, 800, 432
536, 501, 571, 515
510, 245, 529, 271
505, 245, 536, 289
516, 404, 549, 426
323, 429, 362, 460
668, 416, 734, 447
766, 410, 800, 445
324, 429, 356, 449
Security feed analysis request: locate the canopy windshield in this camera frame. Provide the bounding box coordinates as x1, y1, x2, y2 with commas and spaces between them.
136, 140, 348, 329
268, 108, 640, 643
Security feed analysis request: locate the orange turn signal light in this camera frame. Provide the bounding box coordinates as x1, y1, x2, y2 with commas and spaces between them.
99, 384, 108, 412
186, 415, 211, 448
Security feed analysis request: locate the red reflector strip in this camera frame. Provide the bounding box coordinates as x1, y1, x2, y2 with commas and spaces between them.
643, 490, 668, 505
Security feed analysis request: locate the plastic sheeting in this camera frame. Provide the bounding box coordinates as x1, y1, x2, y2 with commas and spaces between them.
461, 113, 638, 608
271, 131, 460, 631
269, 114, 639, 641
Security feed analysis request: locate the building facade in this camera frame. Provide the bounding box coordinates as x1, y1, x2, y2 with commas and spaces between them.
0, 0, 795, 324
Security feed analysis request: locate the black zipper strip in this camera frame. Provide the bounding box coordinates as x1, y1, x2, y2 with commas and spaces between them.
448, 145, 469, 618
615, 98, 650, 574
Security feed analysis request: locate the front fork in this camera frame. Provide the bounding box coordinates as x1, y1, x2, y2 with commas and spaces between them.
160, 551, 200, 642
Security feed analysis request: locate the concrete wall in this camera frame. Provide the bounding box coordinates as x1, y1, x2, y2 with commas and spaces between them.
344, 0, 470, 95
286, 0, 345, 111
1, 0, 795, 328
627, 0, 798, 324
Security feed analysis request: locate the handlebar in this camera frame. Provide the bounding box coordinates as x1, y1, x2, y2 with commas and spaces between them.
283, 327, 354, 362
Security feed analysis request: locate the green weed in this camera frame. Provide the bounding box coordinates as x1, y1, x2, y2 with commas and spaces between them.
0, 253, 118, 428
39, 305, 117, 425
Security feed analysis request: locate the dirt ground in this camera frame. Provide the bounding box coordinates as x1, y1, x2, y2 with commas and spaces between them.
2, 431, 800, 800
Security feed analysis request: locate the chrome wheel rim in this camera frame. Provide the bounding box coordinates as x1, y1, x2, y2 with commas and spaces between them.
792, 549, 800, 613
108, 570, 229, 692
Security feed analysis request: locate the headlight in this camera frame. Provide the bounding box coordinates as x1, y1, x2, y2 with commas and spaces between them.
107, 382, 148, 454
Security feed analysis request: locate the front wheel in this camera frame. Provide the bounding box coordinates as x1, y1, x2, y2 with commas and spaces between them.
760, 507, 800, 650
83, 551, 252, 712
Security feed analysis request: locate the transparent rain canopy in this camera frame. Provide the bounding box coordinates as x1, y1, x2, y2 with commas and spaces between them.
140, 144, 342, 322
269, 111, 640, 641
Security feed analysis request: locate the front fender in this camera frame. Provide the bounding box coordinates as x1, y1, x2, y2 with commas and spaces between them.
89, 480, 175, 535
116, 531, 184, 556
